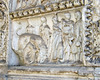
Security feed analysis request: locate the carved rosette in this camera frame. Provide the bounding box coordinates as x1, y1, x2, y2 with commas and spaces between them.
0, 1, 7, 63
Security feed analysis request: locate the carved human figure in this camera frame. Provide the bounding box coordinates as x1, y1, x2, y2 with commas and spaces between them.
33, 38, 48, 64
16, 0, 43, 9
52, 15, 63, 61
24, 35, 48, 64
27, 0, 42, 7
38, 43, 48, 64
41, 0, 63, 5
24, 42, 37, 64
61, 12, 74, 62
16, 0, 22, 9
94, 0, 100, 17
21, 0, 27, 8
94, 20, 100, 54
26, 24, 35, 34
39, 17, 51, 48
73, 11, 82, 62
57, 42, 63, 61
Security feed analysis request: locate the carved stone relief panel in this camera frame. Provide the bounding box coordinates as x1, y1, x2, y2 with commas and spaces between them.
0, 1, 8, 63
0, 0, 99, 80
11, 7, 85, 66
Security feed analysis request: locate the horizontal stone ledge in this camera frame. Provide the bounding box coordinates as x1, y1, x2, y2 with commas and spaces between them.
6, 75, 85, 80
8, 66, 95, 77
9, 1, 85, 19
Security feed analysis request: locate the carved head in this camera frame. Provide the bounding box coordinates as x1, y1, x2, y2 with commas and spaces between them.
75, 11, 82, 21
95, 7, 100, 17
64, 12, 71, 20
94, 0, 100, 17
94, 0, 100, 6
41, 17, 47, 23
52, 14, 58, 24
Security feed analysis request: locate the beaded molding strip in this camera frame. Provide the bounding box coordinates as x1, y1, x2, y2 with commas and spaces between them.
10, 0, 85, 19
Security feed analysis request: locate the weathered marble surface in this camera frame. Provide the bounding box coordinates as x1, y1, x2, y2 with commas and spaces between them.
0, 0, 8, 63
0, 0, 100, 80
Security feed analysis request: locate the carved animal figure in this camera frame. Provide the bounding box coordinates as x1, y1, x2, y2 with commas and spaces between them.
13, 33, 48, 65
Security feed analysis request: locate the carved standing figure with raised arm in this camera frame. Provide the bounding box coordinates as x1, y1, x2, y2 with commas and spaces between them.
16, 0, 22, 9
24, 42, 37, 64
39, 17, 52, 62
72, 11, 83, 62
39, 17, 51, 48
61, 12, 74, 62
52, 14, 63, 62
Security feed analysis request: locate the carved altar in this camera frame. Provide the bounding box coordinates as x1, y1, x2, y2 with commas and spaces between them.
0, 0, 100, 80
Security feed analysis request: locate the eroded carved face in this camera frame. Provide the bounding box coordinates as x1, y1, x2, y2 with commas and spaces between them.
75, 11, 82, 21
94, 0, 100, 17
95, 7, 100, 17
41, 17, 47, 23
95, 0, 100, 6
52, 15, 58, 24
64, 13, 71, 20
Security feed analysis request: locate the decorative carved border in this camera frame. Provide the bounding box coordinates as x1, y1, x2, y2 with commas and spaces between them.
83, 1, 99, 66
0, 0, 8, 62
84, 1, 93, 55
10, 0, 85, 19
